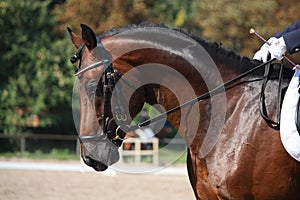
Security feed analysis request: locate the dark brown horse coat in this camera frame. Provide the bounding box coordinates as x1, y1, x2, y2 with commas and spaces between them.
68, 23, 300, 199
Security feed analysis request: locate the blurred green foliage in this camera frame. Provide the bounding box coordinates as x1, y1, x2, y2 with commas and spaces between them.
1, 0, 300, 134
0, 148, 79, 160
0, 0, 75, 134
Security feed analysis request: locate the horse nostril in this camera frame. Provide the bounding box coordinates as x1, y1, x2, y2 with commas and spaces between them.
83, 156, 92, 165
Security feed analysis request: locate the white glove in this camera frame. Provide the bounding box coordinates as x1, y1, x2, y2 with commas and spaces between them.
269, 36, 287, 60
253, 37, 277, 62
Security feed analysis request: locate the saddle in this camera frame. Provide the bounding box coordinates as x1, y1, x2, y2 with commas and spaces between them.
279, 67, 300, 162
297, 93, 300, 133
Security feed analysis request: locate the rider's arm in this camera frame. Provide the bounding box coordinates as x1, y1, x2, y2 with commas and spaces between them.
273, 20, 300, 54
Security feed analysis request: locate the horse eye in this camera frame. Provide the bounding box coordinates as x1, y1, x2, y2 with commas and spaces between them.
70, 55, 78, 64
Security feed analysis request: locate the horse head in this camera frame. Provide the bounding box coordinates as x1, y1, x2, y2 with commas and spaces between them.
68, 24, 146, 171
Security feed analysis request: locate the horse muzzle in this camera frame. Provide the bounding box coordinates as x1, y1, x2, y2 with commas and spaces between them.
79, 134, 120, 171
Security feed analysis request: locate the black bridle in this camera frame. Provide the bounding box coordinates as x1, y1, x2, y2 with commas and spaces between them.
71, 39, 282, 147
71, 40, 146, 146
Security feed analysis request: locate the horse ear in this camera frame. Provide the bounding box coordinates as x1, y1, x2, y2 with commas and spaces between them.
81, 24, 97, 50
67, 27, 83, 49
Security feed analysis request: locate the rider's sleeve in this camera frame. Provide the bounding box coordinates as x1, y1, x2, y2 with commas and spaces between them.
274, 20, 300, 54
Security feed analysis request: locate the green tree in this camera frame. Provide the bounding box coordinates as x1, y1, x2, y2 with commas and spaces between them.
193, 0, 300, 60
53, 0, 190, 35
193, 0, 279, 56
0, 0, 75, 134
54, 0, 300, 59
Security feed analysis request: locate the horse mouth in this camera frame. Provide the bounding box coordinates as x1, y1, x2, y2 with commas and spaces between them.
82, 156, 108, 171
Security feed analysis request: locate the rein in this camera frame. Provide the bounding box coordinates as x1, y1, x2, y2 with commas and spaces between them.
72, 40, 279, 145
130, 58, 277, 131
259, 62, 283, 130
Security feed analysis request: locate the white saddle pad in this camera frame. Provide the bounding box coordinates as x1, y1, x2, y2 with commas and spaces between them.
280, 69, 300, 162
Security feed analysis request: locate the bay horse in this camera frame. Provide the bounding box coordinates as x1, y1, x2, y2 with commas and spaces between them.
68, 23, 300, 199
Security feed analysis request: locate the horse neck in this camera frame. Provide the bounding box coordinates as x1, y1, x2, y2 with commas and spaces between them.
104, 37, 249, 140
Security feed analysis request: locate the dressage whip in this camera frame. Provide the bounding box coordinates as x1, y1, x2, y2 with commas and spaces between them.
250, 28, 299, 70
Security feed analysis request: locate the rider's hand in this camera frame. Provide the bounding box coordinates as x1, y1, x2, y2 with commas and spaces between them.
269, 36, 287, 60
253, 37, 277, 62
